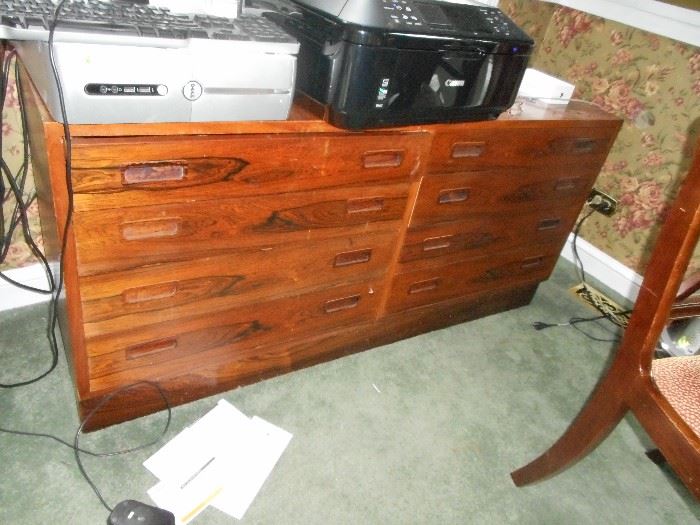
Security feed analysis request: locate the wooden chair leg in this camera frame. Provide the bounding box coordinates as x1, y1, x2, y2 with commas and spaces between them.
511, 373, 629, 486
645, 448, 666, 466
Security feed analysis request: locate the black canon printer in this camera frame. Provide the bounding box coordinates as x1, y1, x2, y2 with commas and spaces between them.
252, 0, 533, 129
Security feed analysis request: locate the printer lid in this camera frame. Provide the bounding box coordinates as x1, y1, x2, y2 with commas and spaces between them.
295, 0, 494, 20
290, 0, 533, 45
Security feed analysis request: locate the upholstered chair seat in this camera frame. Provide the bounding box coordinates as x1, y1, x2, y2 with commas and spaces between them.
652, 355, 700, 438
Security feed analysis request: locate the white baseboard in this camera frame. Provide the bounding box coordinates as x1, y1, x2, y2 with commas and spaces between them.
560, 233, 643, 302
0, 264, 52, 312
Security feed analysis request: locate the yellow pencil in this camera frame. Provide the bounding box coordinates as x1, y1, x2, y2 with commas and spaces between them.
179, 486, 224, 524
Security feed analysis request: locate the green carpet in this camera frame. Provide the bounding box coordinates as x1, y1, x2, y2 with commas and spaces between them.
1, 259, 698, 524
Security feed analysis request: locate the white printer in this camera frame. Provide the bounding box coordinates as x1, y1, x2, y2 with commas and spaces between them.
4, 0, 299, 124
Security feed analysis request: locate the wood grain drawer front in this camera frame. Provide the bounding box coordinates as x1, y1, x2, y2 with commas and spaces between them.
386, 246, 559, 313
85, 281, 383, 392
72, 183, 408, 275
428, 125, 617, 173
70, 132, 428, 210
79, 231, 397, 335
400, 210, 576, 263
411, 168, 594, 227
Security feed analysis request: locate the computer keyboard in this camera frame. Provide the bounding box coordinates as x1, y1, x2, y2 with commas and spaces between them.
0, 0, 298, 51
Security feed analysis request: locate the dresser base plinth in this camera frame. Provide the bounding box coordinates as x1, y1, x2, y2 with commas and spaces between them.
76, 282, 538, 431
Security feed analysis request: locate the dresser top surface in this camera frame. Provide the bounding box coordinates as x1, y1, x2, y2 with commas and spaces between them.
33, 88, 620, 139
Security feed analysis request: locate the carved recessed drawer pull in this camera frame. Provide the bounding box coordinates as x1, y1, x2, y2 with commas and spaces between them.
423, 235, 453, 251
362, 150, 404, 168
126, 337, 178, 360
324, 294, 361, 313
548, 137, 599, 155
438, 188, 470, 204
451, 141, 486, 158
572, 138, 596, 153
554, 177, 581, 192
122, 281, 178, 304
409, 278, 440, 294
334, 249, 372, 267
521, 256, 544, 270
120, 218, 181, 241
347, 197, 385, 214
485, 269, 502, 280
123, 164, 185, 185
537, 218, 562, 231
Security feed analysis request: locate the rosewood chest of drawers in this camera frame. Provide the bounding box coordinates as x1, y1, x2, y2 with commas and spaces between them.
24, 82, 621, 429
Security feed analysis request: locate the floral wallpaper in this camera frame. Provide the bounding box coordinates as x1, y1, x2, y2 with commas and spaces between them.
500, 0, 555, 47
1, 63, 43, 272
501, 0, 700, 274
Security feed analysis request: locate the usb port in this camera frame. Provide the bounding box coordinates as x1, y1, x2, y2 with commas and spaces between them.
137, 86, 152, 94
123, 86, 136, 94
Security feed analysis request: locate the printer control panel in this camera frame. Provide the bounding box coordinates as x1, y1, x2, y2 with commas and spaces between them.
475, 5, 516, 37
381, 0, 425, 29
380, 0, 516, 38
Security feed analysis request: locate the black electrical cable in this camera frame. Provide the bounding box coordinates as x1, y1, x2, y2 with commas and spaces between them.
1, 50, 21, 228
0, 0, 72, 387
74, 381, 173, 512
533, 311, 631, 343
533, 312, 613, 331
0, 56, 55, 295
0, 82, 54, 293
1, 44, 13, 246
0, 46, 60, 384
0, 426, 110, 455
572, 206, 596, 286
532, 207, 632, 343
46, 0, 74, 322
569, 315, 624, 343
1, 4, 174, 516
0, 381, 173, 513
0, 43, 54, 295
0, 268, 53, 294
13, 55, 51, 270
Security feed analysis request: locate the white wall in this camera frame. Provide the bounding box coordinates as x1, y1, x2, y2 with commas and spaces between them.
542, 0, 699, 46
450, 1, 699, 46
